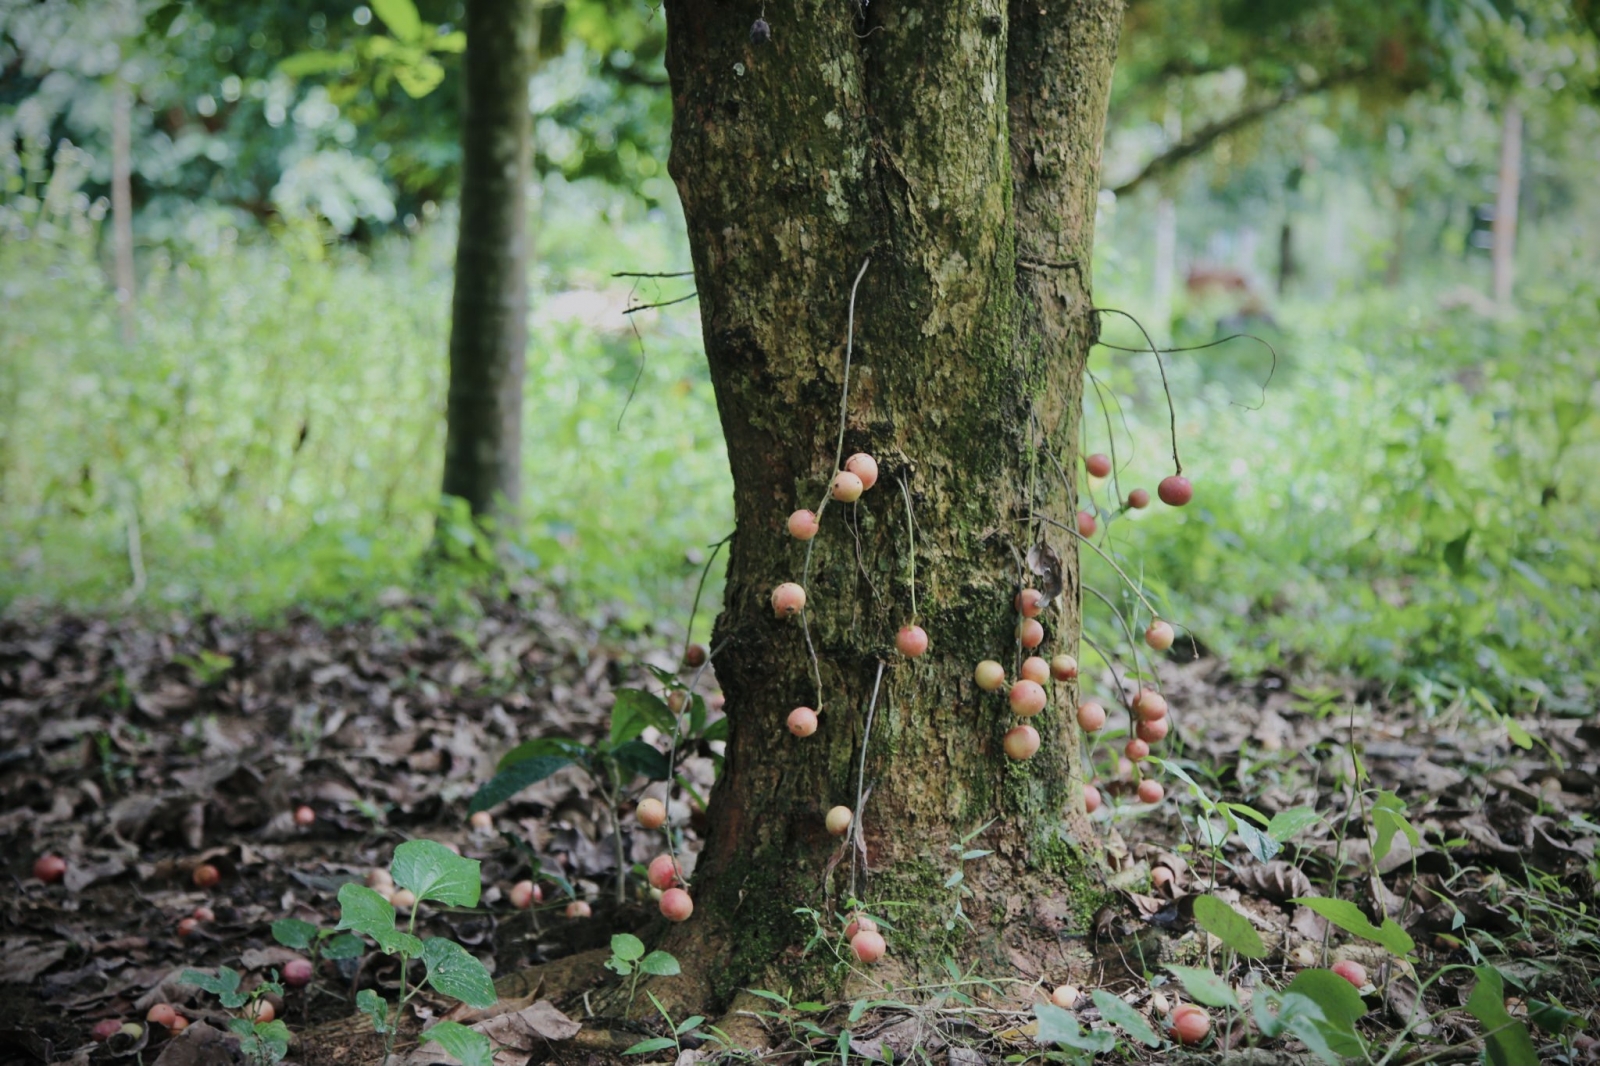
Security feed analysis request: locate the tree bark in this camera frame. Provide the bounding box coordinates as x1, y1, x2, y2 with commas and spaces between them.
441, 0, 535, 517
654, 0, 1124, 1009
1490, 103, 1521, 309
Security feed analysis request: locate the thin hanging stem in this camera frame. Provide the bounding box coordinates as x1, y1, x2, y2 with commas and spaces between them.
1092, 307, 1182, 474
897, 475, 917, 622
849, 660, 887, 900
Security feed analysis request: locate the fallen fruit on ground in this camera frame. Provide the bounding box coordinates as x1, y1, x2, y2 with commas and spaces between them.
366, 868, 394, 890
169, 1017, 188, 1033
191, 905, 215, 922
510, 880, 540, 909
469, 810, 493, 831
974, 660, 1006, 691
1171, 1004, 1210, 1045
565, 900, 591, 919
771, 582, 806, 617
896, 624, 928, 658
390, 889, 416, 911
146, 1003, 178, 1027
826, 806, 853, 836
647, 854, 681, 890
1332, 959, 1368, 988
283, 958, 313, 987
294, 805, 316, 827
851, 929, 887, 963
637, 797, 667, 829
192, 863, 220, 888
176, 917, 199, 938
32, 854, 66, 883
659, 887, 694, 921
1050, 985, 1080, 1008
1158, 475, 1193, 506
246, 999, 274, 1023
92, 1019, 122, 1042
787, 706, 818, 737
1004, 725, 1041, 760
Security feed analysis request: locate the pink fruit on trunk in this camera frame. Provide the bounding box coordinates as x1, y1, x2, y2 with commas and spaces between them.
1014, 589, 1046, 617
647, 854, 681, 890
1083, 785, 1102, 813
1003, 725, 1041, 761
830, 471, 865, 502
1137, 779, 1165, 804
974, 660, 1006, 691
1158, 476, 1193, 507
637, 798, 668, 829
1050, 654, 1078, 681
1020, 657, 1049, 685
1125, 738, 1150, 762
896, 625, 929, 658
1136, 717, 1170, 744
684, 643, 708, 668
1085, 453, 1111, 478
1076, 510, 1097, 537
844, 453, 879, 490
787, 706, 819, 737
771, 583, 806, 618
1127, 488, 1150, 509
844, 915, 877, 939
787, 509, 820, 540
826, 806, 854, 836
1133, 688, 1169, 721
1009, 680, 1047, 717
659, 887, 694, 922
851, 929, 887, 963
1145, 619, 1176, 650
1016, 618, 1044, 649
1076, 700, 1106, 732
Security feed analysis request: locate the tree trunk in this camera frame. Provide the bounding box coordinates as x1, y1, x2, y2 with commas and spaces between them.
110, 76, 136, 346
441, 0, 535, 517
1490, 103, 1521, 309
655, 0, 1125, 1009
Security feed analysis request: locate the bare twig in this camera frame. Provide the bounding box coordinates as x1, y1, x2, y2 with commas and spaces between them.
1092, 307, 1181, 475
850, 660, 888, 899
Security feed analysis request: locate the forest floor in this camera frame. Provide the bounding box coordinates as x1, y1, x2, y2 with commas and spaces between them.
1, 600, 1597, 1065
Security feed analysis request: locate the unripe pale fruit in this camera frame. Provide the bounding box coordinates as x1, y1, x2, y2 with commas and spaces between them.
659, 887, 694, 922
1085, 453, 1112, 478
896, 625, 928, 658
826, 806, 853, 836
147, 1003, 178, 1027
787, 509, 820, 540
1127, 488, 1151, 509
1137, 779, 1166, 804
844, 453, 879, 490
294, 805, 316, 827
666, 690, 688, 714
1050, 985, 1080, 1009
92, 1019, 123, 1042
1136, 717, 1170, 744
1158, 476, 1193, 507
1020, 656, 1050, 684
648, 854, 681, 890
844, 915, 877, 939
851, 929, 887, 963
1076, 700, 1106, 732
787, 706, 818, 737
1009, 680, 1047, 717
367, 868, 394, 890
1076, 510, 1097, 537
1014, 588, 1047, 618
1332, 959, 1368, 988
390, 889, 417, 911
283, 959, 313, 987
1171, 1004, 1210, 1045
1133, 688, 1169, 721
1125, 738, 1150, 762
637, 797, 668, 829
1003, 725, 1041, 760
565, 900, 592, 919
510, 880, 539, 909
1145, 619, 1176, 651
974, 660, 1007, 692
1016, 617, 1044, 649
246, 999, 275, 1023
169, 1017, 189, 1033
33, 854, 66, 883
1050, 654, 1078, 681
470, 811, 493, 831
176, 918, 199, 938
830, 470, 864, 503
192, 863, 220, 889
1084, 785, 1102, 813
191, 905, 215, 922
1151, 866, 1174, 889
684, 643, 708, 668
771, 582, 806, 618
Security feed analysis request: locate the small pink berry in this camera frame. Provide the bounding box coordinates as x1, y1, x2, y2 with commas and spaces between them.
1158, 476, 1193, 507
1151, 866, 1174, 889
1050, 654, 1078, 681
192, 863, 220, 889
1076, 510, 1097, 537
1050, 984, 1081, 1008
1020, 656, 1049, 685
1083, 785, 1102, 813
637, 798, 668, 829
1085, 453, 1111, 478
147, 1004, 178, 1027
1137, 779, 1165, 804
659, 887, 694, 922
509, 880, 539, 909
169, 1017, 189, 1033
294, 806, 316, 827
896, 625, 928, 658
1145, 619, 1176, 651
1014, 589, 1046, 618
246, 999, 275, 1023
283, 958, 313, 987
470, 811, 493, 831
1332, 959, 1368, 988
771, 582, 807, 618
844, 453, 879, 490
1009, 680, 1047, 717
647, 854, 681, 890
1125, 738, 1150, 762
1133, 687, 1168, 720
851, 929, 887, 963
390, 889, 416, 911
787, 706, 819, 737
32, 854, 66, 883
844, 915, 878, 939
92, 1019, 123, 1042
830, 470, 864, 502
1003, 725, 1041, 760
826, 806, 853, 836
684, 643, 708, 668
787, 509, 820, 540
974, 660, 1007, 691
1136, 716, 1170, 743
1171, 1004, 1210, 1045
1127, 488, 1151, 509
1016, 618, 1044, 649
565, 900, 592, 919
667, 690, 688, 713
191, 905, 215, 922
1076, 700, 1106, 732
176, 917, 199, 938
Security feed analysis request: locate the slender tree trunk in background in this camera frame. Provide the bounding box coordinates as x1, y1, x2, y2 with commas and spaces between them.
441, 0, 534, 518
110, 77, 136, 345
654, 0, 1124, 1009
1491, 103, 1521, 308
1276, 217, 1295, 295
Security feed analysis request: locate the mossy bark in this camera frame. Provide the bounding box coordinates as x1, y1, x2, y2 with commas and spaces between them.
657, 0, 1124, 1009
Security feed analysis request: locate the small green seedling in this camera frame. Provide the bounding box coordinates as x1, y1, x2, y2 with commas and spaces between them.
605, 934, 682, 1015
180, 966, 290, 1065
271, 917, 365, 994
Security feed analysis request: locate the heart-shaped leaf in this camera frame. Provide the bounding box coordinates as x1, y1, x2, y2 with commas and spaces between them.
639, 951, 681, 976
611, 934, 646, 962
1090, 990, 1160, 1047
357, 988, 390, 1034
392, 840, 482, 907
421, 937, 497, 1008
1193, 895, 1266, 959
1290, 897, 1415, 957
421, 1021, 494, 1066
270, 919, 317, 950
1165, 965, 1241, 1009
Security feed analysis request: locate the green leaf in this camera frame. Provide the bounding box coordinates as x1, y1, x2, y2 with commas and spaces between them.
1502, 715, 1534, 750
1291, 897, 1415, 957
335, 884, 398, 941
611, 934, 646, 963
271, 918, 318, 950
393, 57, 446, 99
1263, 994, 1343, 1066
743, 988, 789, 1007
676, 1015, 705, 1036
1371, 791, 1421, 866
322, 933, 365, 960
1032, 1003, 1115, 1053
613, 739, 671, 781
849, 999, 869, 1024
1152, 758, 1215, 810
624, 1037, 679, 1055
1164, 965, 1241, 1009
1090, 989, 1160, 1047
392, 840, 483, 907
421, 937, 498, 1009
430, 30, 466, 53
1234, 819, 1282, 864
1528, 998, 1580, 1034
252, 1020, 292, 1062
181, 966, 248, 1009
1282, 969, 1368, 1033
422, 1021, 495, 1066
496, 737, 588, 771
370, 0, 423, 41
1465, 965, 1540, 1066
1192, 896, 1266, 959
276, 50, 353, 78
471, 756, 572, 813
639, 951, 681, 977
612, 689, 677, 745
1267, 807, 1322, 842
357, 988, 390, 1034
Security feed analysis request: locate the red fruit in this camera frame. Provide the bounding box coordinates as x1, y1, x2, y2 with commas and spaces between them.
1125, 738, 1150, 762
1137, 779, 1165, 804
1332, 959, 1368, 988
684, 643, 708, 668
92, 1019, 123, 1042
787, 706, 819, 737
1145, 619, 1176, 651
246, 999, 275, 1023
830, 470, 864, 503
282, 958, 313, 988
1170, 1004, 1210, 1045
896, 625, 929, 658
787, 509, 820, 540
1127, 488, 1150, 509
1083, 785, 1102, 813
294, 805, 316, 828
1133, 688, 1168, 721
771, 582, 806, 618
647, 854, 681, 890
1014, 588, 1047, 618
32, 854, 66, 884
191, 905, 215, 922
851, 929, 887, 963
1076, 510, 1097, 537
1016, 618, 1044, 649
1003, 725, 1041, 761
509, 880, 539, 909
1085, 453, 1112, 478
146, 1003, 178, 1027
844, 915, 878, 939
469, 811, 493, 831
659, 887, 694, 922
1020, 656, 1050, 685
1050, 654, 1078, 681
1158, 476, 1193, 507
1135, 717, 1170, 744
974, 660, 1006, 691
192, 863, 220, 889
1076, 700, 1106, 732
1009, 680, 1047, 717
565, 900, 592, 919
826, 806, 853, 836
176, 918, 199, 938
844, 453, 879, 490
637, 797, 668, 829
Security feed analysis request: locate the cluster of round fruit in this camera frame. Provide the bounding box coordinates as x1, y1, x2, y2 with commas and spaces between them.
971, 586, 1081, 763
1083, 618, 1178, 811
634, 798, 695, 922
1049, 983, 1210, 1046
1080, 452, 1195, 519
